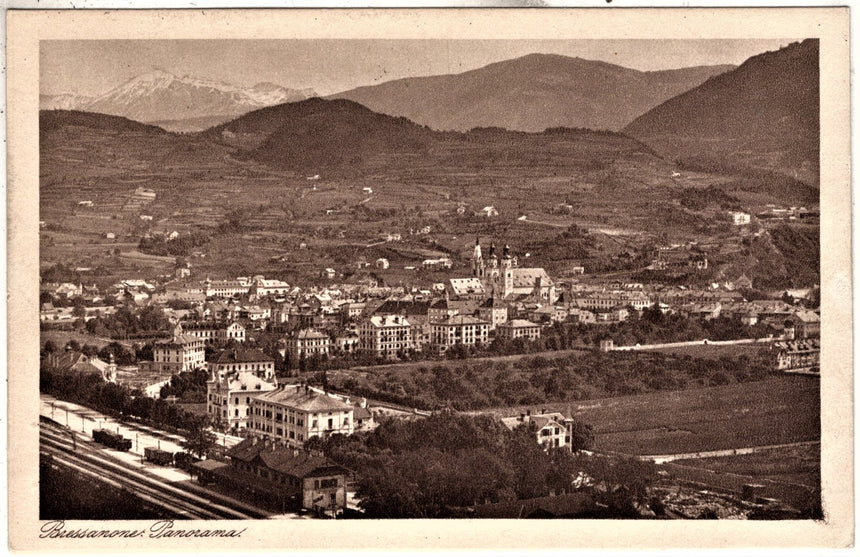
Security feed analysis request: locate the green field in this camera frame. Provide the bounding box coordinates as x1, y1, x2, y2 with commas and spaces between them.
573, 376, 819, 455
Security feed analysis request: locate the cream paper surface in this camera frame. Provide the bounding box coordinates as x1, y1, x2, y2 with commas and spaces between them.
7, 7, 852, 551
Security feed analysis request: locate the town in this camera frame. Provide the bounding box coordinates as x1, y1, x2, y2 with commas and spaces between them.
40, 233, 820, 519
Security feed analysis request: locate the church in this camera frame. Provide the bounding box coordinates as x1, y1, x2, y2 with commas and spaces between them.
448, 238, 556, 303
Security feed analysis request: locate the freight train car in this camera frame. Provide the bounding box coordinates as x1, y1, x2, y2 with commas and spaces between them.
144, 447, 174, 466
91, 428, 132, 451
174, 451, 201, 472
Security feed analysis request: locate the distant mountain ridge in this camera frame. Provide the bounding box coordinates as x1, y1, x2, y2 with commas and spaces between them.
41, 70, 317, 132
329, 53, 735, 132
623, 40, 819, 186
206, 97, 662, 173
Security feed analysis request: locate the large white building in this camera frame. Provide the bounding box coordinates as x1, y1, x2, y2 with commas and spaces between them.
147, 334, 206, 374
204, 278, 250, 299
286, 329, 331, 361
250, 385, 354, 446
358, 315, 413, 359
249, 276, 291, 298
206, 348, 277, 431
431, 315, 490, 354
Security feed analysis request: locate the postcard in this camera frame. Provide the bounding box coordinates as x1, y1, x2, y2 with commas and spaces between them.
7, 6, 852, 551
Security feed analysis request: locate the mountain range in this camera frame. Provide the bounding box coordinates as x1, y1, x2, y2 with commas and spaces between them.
205, 97, 660, 174
330, 54, 734, 132
41, 41, 819, 186
40, 70, 317, 132
624, 39, 819, 186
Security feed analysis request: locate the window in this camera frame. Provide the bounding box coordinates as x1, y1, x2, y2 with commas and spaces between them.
327, 418, 333, 429
312, 420, 318, 429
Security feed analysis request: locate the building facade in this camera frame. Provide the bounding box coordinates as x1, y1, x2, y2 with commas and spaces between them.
149, 334, 206, 374
177, 321, 246, 344
431, 315, 490, 354
286, 329, 331, 361
250, 385, 354, 445
207, 348, 278, 430
496, 319, 541, 341
358, 315, 413, 358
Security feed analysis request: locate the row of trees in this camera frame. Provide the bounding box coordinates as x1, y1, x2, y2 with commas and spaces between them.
40, 366, 211, 450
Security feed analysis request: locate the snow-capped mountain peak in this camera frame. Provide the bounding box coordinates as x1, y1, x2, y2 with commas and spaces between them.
42, 71, 318, 131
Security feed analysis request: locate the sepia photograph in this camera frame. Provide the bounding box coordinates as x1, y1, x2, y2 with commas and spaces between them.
7, 6, 852, 551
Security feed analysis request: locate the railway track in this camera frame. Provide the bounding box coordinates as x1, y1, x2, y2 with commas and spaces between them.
40, 423, 264, 520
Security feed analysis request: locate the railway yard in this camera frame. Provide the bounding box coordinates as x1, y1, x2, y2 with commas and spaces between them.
38, 396, 318, 520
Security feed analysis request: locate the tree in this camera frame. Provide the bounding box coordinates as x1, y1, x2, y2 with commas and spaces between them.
182, 425, 216, 458
568, 420, 595, 453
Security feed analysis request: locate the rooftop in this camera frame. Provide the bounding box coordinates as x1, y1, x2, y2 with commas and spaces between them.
210, 348, 274, 364
254, 386, 353, 412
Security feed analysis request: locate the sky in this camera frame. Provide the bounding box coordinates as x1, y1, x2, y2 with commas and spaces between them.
41, 39, 798, 97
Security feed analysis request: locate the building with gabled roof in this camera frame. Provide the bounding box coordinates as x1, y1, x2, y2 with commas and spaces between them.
787, 310, 820, 338
500, 411, 575, 452
199, 436, 349, 515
